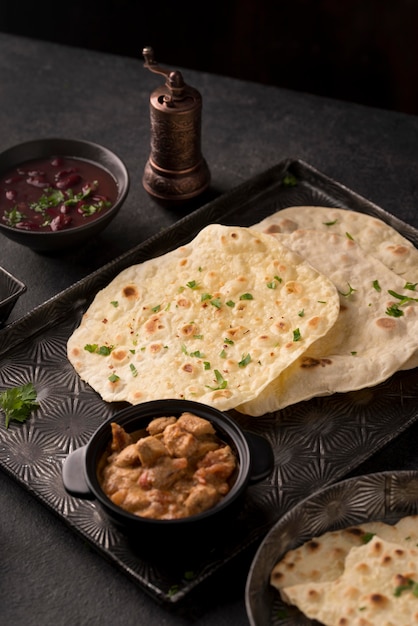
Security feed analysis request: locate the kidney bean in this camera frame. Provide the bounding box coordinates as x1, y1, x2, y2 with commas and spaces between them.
28, 170, 45, 177
26, 175, 49, 188
15, 220, 40, 231
55, 173, 82, 190
50, 214, 72, 231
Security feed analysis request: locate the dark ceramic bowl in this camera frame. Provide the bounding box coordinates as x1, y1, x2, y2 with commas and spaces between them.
0, 138, 129, 253
0, 265, 26, 325
62, 399, 274, 550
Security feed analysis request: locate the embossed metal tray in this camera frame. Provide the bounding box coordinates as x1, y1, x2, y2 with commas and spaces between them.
0, 159, 417, 605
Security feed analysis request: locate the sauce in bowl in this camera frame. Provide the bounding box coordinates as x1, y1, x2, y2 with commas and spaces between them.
0, 156, 118, 232
98, 412, 238, 520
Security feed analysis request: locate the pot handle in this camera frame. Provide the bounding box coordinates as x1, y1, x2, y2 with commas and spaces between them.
244, 431, 274, 484
62, 445, 94, 499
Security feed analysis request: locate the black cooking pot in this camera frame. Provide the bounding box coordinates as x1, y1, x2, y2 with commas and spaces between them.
62, 399, 274, 553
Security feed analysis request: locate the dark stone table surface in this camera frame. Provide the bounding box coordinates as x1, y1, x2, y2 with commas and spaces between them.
0, 32, 417, 625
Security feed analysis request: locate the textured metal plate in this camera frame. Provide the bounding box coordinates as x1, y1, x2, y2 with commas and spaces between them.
0, 159, 417, 604
245, 470, 418, 625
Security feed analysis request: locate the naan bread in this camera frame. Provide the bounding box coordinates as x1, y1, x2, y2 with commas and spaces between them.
238, 229, 418, 415
270, 516, 418, 590
255, 205, 418, 280
271, 515, 418, 625
67, 224, 340, 410
281, 535, 418, 625
254, 205, 418, 370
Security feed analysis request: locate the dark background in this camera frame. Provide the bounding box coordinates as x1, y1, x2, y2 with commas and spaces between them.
1, 0, 418, 115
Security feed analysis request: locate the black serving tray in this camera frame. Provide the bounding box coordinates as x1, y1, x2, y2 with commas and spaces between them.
0, 159, 417, 604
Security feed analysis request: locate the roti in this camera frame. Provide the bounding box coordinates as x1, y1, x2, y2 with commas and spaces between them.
254, 205, 418, 371
67, 224, 340, 410
237, 228, 418, 415
280, 535, 418, 625
254, 205, 418, 280
270, 516, 418, 590
271, 515, 418, 626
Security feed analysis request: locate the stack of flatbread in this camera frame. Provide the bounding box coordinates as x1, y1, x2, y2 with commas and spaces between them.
67, 208, 418, 416
270, 515, 418, 625
67, 224, 340, 410
239, 206, 418, 415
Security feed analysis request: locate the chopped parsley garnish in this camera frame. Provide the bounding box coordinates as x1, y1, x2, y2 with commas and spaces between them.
224, 337, 234, 345
298, 309, 305, 317
266, 276, 282, 289
362, 532, 375, 544
372, 280, 381, 292
282, 173, 297, 187
201, 293, 212, 301
238, 353, 251, 367
0, 382, 39, 428
346, 232, 354, 240
394, 578, 418, 597
129, 364, 138, 377
210, 297, 222, 308
323, 219, 337, 226
186, 280, 199, 289
25, 182, 109, 224
388, 289, 418, 305
151, 304, 161, 312
108, 373, 120, 383
226, 300, 235, 307
4, 207, 25, 226
190, 350, 205, 358
167, 585, 179, 597
385, 289, 418, 317
405, 281, 418, 291
386, 303, 404, 317
110, 300, 119, 307
84, 344, 114, 355
240, 293, 254, 300
206, 369, 228, 390
293, 328, 301, 342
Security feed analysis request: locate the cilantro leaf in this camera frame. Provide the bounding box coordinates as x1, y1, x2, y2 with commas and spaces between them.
0, 382, 39, 428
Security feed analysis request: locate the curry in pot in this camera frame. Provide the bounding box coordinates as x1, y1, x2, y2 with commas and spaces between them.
98, 412, 238, 520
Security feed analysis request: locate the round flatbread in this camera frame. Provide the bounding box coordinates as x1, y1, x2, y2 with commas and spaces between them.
254, 205, 418, 370
271, 515, 418, 626
238, 229, 418, 416
281, 535, 418, 625
67, 224, 340, 410
254, 205, 418, 279
270, 516, 418, 591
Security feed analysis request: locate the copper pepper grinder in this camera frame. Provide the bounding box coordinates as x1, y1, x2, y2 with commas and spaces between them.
142, 46, 211, 203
